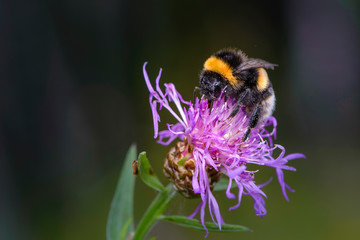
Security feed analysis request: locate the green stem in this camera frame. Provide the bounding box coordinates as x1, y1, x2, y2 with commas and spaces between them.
132, 184, 177, 240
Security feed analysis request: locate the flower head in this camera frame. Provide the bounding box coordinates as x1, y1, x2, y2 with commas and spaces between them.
143, 62, 305, 234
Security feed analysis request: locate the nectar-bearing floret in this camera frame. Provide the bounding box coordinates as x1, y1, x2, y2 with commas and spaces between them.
143, 62, 305, 234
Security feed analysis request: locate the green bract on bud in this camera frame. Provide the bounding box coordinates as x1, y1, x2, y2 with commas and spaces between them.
163, 140, 221, 198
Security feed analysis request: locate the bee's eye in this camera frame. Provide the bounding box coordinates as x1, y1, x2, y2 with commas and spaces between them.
213, 80, 221, 86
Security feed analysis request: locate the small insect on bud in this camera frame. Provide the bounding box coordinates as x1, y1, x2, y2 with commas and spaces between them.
164, 141, 221, 198
131, 160, 139, 176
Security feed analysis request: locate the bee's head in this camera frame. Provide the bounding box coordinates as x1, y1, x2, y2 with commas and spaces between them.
200, 71, 226, 100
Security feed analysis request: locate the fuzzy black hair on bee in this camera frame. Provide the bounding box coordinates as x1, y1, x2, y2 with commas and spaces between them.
198, 49, 277, 141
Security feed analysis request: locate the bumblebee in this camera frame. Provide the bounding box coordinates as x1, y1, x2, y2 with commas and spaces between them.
198, 49, 277, 141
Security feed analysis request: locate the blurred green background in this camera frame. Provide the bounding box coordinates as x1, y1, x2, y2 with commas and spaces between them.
1, 0, 359, 239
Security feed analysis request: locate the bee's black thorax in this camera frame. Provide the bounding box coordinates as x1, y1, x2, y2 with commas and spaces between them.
214, 50, 244, 69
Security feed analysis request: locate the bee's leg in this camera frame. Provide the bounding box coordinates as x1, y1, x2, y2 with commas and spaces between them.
230, 104, 241, 118
230, 90, 249, 117
242, 105, 261, 141
193, 87, 201, 103
208, 101, 214, 114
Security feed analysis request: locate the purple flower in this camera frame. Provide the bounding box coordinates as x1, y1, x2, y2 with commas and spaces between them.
143, 62, 305, 234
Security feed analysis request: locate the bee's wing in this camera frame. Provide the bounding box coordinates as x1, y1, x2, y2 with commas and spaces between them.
235, 58, 278, 72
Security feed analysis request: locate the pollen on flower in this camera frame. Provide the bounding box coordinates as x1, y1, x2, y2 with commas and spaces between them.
143, 62, 305, 233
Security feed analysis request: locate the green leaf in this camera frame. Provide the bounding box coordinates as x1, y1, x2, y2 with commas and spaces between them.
158, 215, 251, 232
106, 144, 137, 240
147, 237, 156, 240
213, 176, 237, 191
132, 184, 177, 240
120, 217, 133, 240
137, 152, 165, 192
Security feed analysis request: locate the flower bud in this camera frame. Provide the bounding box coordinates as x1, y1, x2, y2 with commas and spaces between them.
163, 141, 221, 198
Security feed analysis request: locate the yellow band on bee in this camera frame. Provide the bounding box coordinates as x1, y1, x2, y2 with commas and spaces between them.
203, 56, 240, 87
256, 68, 269, 91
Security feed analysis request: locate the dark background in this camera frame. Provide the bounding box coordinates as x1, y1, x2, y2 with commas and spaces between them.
1, 0, 359, 239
